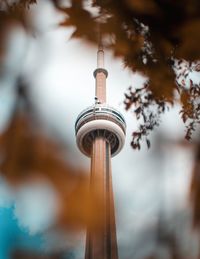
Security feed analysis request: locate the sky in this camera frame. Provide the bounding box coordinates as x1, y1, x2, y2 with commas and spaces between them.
0, 1, 200, 258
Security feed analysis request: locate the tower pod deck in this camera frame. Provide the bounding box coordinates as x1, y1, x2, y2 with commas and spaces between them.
75, 105, 126, 157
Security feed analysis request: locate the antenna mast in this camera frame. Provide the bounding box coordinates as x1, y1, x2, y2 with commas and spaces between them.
93, 29, 108, 103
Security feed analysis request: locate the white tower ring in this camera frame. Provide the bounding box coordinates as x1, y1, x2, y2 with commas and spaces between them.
76, 119, 126, 157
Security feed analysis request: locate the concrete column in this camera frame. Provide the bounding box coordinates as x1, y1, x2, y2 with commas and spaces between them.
85, 137, 118, 259
95, 72, 106, 103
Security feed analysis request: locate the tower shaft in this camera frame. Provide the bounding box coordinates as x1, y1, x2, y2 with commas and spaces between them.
85, 137, 118, 259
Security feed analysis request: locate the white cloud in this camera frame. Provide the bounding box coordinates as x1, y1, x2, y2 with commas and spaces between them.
14, 180, 59, 235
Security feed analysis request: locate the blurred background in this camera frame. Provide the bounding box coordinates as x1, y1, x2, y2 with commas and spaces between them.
0, 1, 200, 258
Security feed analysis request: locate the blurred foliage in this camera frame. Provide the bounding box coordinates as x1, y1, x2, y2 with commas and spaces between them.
124, 83, 168, 149
0, 83, 92, 231
0, 0, 36, 25
1, 0, 200, 146
52, 0, 200, 148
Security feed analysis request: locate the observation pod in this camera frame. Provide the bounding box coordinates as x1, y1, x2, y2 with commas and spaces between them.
75, 104, 126, 157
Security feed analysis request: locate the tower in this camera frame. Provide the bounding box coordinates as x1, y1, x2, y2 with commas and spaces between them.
75, 45, 126, 259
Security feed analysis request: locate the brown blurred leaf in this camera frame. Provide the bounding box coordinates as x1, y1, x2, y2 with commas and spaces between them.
59, 2, 98, 42
176, 19, 200, 60
0, 107, 91, 230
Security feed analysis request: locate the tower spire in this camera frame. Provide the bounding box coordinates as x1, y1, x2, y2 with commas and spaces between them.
93, 42, 108, 103
97, 36, 104, 68
97, 44, 104, 68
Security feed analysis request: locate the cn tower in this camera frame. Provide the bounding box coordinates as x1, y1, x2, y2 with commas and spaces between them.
75, 45, 126, 259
